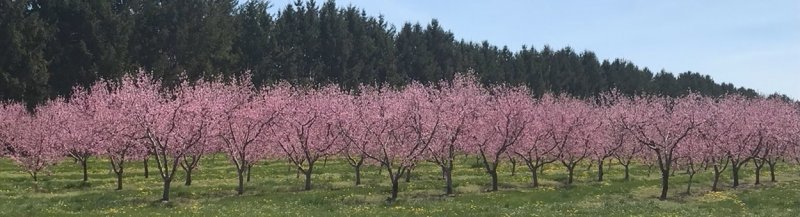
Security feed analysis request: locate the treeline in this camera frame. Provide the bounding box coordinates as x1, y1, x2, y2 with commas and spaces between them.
1, 0, 764, 107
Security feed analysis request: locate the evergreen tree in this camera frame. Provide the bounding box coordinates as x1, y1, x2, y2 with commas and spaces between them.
234, 0, 276, 86
318, 0, 349, 87
0, 0, 51, 108
578, 51, 605, 97
396, 23, 436, 84
651, 70, 679, 97
38, 0, 134, 97
0, 0, 784, 106
367, 15, 399, 87
475, 41, 501, 85
131, 0, 237, 87
424, 19, 456, 83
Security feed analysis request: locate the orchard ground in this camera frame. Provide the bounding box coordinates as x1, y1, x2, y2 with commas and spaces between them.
1, 156, 798, 216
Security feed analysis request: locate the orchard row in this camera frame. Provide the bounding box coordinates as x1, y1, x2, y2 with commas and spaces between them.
0, 74, 797, 202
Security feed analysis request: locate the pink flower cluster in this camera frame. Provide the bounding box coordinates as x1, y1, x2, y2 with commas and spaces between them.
1, 73, 798, 201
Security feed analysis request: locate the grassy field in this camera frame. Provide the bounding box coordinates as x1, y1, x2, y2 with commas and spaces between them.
0, 155, 798, 216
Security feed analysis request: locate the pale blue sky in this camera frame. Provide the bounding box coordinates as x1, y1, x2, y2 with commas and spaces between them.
265, 0, 800, 98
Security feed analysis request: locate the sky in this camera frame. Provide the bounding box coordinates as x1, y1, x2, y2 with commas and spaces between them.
264, 0, 800, 98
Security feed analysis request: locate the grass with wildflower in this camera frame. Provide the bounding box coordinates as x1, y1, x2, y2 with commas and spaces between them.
0, 155, 798, 216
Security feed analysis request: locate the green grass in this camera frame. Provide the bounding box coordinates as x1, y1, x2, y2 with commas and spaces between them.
1, 155, 799, 216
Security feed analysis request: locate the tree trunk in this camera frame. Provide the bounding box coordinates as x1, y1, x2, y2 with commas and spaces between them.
81, 159, 89, 182
161, 178, 172, 202
687, 172, 695, 195
304, 170, 313, 191
539, 164, 545, 175
712, 169, 722, 192
389, 179, 399, 201
443, 168, 453, 194
404, 168, 412, 183
115, 169, 124, 190
510, 159, 517, 176
143, 158, 149, 178
754, 161, 763, 185
597, 159, 604, 181
246, 164, 252, 182
351, 165, 360, 186
567, 165, 575, 185
184, 168, 193, 186
531, 168, 539, 187
623, 164, 630, 181
659, 168, 669, 200
768, 161, 777, 182
490, 170, 499, 191
732, 165, 740, 188
237, 169, 245, 195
